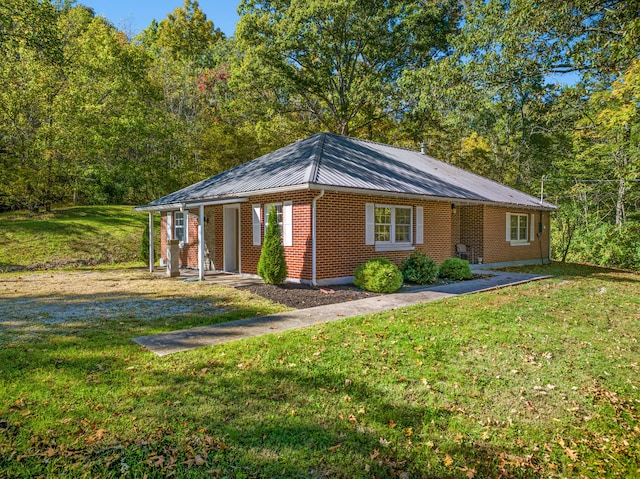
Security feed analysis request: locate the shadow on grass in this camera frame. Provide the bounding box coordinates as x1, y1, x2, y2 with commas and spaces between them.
501, 261, 640, 281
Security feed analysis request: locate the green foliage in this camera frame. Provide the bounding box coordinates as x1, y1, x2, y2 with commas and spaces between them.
0, 206, 149, 271
438, 257, 473, 280
257, 206, 287, 284
236, 0, 458, 136
562, 223, 640, 272
400, 251, 438, 284
354, 258, 403, 293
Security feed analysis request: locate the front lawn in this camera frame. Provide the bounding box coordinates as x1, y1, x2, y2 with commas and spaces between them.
1, 264, 638, 478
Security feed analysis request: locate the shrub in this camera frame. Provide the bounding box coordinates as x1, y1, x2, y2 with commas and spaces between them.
257, 205, 288, 284
439, 257, 473, 280
400, 251, 438, 284
354, 258, 403, 293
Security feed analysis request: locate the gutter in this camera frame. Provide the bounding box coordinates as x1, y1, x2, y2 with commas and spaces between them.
311, 189, 325, 286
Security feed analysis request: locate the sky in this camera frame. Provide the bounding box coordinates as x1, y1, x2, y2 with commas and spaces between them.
82, 0, 241, 37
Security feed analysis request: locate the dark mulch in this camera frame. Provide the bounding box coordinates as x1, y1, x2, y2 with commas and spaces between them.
238, 274, 492, 309
237, 283, 379, 309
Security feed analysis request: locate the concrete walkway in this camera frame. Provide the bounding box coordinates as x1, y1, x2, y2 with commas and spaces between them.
133, 270, 550, 356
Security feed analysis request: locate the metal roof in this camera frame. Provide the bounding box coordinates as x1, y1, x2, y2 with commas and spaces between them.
139, 133, 555, 210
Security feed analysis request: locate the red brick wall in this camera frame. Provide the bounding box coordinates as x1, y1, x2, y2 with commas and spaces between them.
240, 191, 315, 280
482, 206, 550, 264
315, 191, 453, 281
158, 193, 552, 280
159, 211, 200, 268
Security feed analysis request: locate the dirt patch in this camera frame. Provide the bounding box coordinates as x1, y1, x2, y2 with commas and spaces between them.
237, 283, 379, 309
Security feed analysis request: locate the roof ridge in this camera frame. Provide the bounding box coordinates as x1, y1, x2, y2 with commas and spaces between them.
305, 132, 326, 183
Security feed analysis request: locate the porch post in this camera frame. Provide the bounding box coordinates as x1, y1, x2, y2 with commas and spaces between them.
148, 212, 154, 273
198, 205, 205, 280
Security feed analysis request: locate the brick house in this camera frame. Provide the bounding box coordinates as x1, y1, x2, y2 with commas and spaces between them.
136, 133, 555, 285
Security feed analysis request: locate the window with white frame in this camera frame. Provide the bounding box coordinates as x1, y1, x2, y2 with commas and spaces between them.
366, 203, 421, 251
508, 213, 528, 243
375, 204, 411, 241
174, 212, 188, 243
257, 202, 293, 247
264, 203, 283, 233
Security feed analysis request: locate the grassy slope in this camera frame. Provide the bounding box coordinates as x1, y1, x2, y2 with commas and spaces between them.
0, 206, 151, 272
0, 264, 638, 478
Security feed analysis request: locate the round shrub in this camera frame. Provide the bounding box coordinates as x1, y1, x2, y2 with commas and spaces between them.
439, 257, 473, 280
354, 258, 403, 293
400, 251, 438, 284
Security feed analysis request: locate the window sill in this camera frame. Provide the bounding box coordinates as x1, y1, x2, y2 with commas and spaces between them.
509, 241, 530, 246
375, 243, 415, 252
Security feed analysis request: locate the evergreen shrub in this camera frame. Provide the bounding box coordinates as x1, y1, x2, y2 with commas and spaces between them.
439, 257, 473, 280
354, 258, 403, 293
400, 251, 438, 284
257, 205, 288, 284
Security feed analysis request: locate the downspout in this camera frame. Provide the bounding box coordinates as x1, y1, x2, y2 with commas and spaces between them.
311, 189, 325, 286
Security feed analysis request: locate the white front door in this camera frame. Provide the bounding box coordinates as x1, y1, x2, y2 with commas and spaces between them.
223, 205, 240, 272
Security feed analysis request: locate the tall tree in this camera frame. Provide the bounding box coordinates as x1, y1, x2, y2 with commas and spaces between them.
236, 0, 459, 136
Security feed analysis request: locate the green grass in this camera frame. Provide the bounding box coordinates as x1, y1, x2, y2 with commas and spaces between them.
1, 263, 638, 478
0, 205, 152, 272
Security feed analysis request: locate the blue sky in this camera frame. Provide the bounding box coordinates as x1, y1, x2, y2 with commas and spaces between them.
82, 0, 241, 37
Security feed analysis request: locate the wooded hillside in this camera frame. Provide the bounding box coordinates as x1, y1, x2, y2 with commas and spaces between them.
1, 0, 638, 269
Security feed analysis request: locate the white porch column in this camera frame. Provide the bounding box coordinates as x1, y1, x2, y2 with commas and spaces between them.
198, 205, 205, 280
148, 212, 154, 273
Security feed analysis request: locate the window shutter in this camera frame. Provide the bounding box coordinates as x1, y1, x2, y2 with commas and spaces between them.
415, 206, 424, 244
283, 201, 293, 247
167, 212, 173, 241
252, 204, 261, 246
365, 203, 375, 245
530, 214, 535, 241
505, 213, 511, 241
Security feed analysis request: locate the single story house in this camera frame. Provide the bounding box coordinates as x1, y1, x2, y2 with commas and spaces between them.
135, 133, 556, 285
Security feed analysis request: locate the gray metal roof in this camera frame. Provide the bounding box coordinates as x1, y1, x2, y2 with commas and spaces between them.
141, 133, 555, 210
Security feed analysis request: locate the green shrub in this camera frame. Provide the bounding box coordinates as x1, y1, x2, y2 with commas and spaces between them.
439, 257, 473, 280
354, 258, 403, 293
400, 251, 438, 284
257, 205, 288, 284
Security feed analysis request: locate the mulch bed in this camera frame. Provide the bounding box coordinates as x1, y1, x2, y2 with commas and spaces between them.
237, 283, 379, 309
238, 274, 492, 309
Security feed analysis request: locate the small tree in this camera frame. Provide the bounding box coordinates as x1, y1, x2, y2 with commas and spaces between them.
257, 205, 287, 284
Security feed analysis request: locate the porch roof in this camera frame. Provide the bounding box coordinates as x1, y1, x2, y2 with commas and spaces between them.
137, 133, 556, 211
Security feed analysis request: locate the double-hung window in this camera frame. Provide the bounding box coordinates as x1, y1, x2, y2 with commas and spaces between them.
506, 213, 533, 245
174, 212, 187, 243
367, 204, 414, 251
254, 202, 293, 247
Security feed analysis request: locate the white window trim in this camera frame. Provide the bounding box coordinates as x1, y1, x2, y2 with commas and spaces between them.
263, 202, 293, 247
368, 203, 415, 252
252, 204, 261, 246
171, 211, 189, 246
506, 212, 530, 246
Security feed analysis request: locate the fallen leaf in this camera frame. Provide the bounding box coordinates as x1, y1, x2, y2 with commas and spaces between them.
443, 454, 454, 468
328, 443, 342, 452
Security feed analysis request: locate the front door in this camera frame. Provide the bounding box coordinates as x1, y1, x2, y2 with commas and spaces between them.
223, 205, 240, 272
